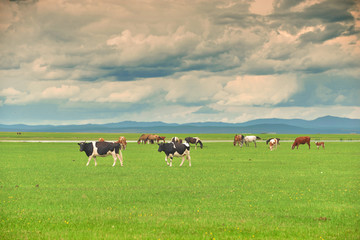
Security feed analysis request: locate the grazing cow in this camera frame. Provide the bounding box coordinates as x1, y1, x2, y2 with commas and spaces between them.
157, 136, 166, 143
268, 138, 279, 151
315, 141, 325, 149
116, 136, 127, 150
137, 134, 151, 144
292, 136, 311, 149
98, 138, 105, 142
244, 136, 261, 147
233, 134, 244, 147
185, 137, 203, 149
158, 142, 191, 167
266, 138, 280, 145
171, 137, 182, 143
78, 141, 123, 166
147, 134, 160, 144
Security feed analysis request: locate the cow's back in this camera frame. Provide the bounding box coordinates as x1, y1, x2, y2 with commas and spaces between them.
174, 142, 190, 154
95, 141, 120, 155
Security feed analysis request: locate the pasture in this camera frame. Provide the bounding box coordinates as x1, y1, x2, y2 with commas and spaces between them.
0, 137, 359, 239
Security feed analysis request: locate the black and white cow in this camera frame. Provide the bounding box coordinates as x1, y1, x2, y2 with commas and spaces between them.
185, 137, 203, 149
78, 141, 123, 167
157, 142, 191, 167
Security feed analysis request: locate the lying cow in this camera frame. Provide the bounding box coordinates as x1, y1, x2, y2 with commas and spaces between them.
158, 142, 191, 167
78, 141, 123, 166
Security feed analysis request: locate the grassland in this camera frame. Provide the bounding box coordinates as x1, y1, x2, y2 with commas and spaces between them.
0, 135, 359, 239
1, 132, 360, 141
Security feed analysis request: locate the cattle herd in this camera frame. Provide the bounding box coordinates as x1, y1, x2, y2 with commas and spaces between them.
78, 134, 324, 167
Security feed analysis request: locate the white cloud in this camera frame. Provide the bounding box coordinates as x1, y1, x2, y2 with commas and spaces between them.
0, 87, 22, 97
41, 85, 80, 99
249, 0, 275, 15
214, 75, 299, 106
290, 0, 326, 12
106, 27, 199, 65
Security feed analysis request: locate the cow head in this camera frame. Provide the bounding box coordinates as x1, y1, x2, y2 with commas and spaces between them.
78, 142, 86, 152
157, 143, 165, 152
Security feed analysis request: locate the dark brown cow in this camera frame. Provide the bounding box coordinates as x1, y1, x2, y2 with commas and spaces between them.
185, 137, 203, 149
315, 141, 325, 149
292, 136, 311, 149
157, 136, 166, 143
233, 134, 244, 147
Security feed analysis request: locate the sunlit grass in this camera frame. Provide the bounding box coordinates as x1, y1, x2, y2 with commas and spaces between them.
0, 141, 359, 239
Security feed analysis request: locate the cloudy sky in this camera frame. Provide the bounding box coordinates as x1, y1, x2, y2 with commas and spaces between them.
0, 0, 359, 125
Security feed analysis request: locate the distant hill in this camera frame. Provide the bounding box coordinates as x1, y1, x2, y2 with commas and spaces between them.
0, 116, 359, 134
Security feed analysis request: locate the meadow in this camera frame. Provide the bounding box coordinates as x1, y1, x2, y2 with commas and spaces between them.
0, 134, 359, 239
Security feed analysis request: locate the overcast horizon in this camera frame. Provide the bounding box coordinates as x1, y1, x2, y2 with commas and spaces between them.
0, 0, 359, 125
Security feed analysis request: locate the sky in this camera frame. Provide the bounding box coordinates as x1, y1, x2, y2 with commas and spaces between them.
0, 0, 359, 125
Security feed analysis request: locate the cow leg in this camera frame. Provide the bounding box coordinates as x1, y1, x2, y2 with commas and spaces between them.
169, 156, 173, 167
308, 142, 310, 149
187, 154, 191, 167
116, 151, 123, 166
93, 156, 97, 166
165, 155, 170, 166
254, 141, 257, 148
111, 153, 117, 167
180, 156, 185, 166
86, 156, 93, 166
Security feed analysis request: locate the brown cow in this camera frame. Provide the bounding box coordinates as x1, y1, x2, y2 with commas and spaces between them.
315, 141, 325, 149
147, 134, 160, 144
137, 134, 151, 144
98, 138, 105, 142
268, 138, 279, 151
292, 136, 311, 149
157, 136, 166, 143
233, 134, 244, 147
116, 136, 127, 150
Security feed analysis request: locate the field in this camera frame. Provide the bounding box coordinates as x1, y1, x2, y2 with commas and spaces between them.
0, 133, 359, 239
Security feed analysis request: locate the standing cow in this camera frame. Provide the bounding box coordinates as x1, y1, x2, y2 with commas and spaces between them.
158, 142, 191, 167
292, 136, 311, 149
185, 137, 203, 149
268, 138, 279, 151
315, 141, 325, 149
78, 141, 123, 166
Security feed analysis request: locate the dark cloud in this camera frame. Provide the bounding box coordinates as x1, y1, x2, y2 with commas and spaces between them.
194, 106, 221, 114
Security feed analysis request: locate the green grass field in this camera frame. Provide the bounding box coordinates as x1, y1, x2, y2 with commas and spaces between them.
1, 132, 360, 141
0, 136, 359, 239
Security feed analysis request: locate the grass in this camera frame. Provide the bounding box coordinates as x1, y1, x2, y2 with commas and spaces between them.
1, 132, 360, 141
0, 139, 359, 239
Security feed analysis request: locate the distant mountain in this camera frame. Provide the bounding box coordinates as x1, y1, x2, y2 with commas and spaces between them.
0, 116, 359, 134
